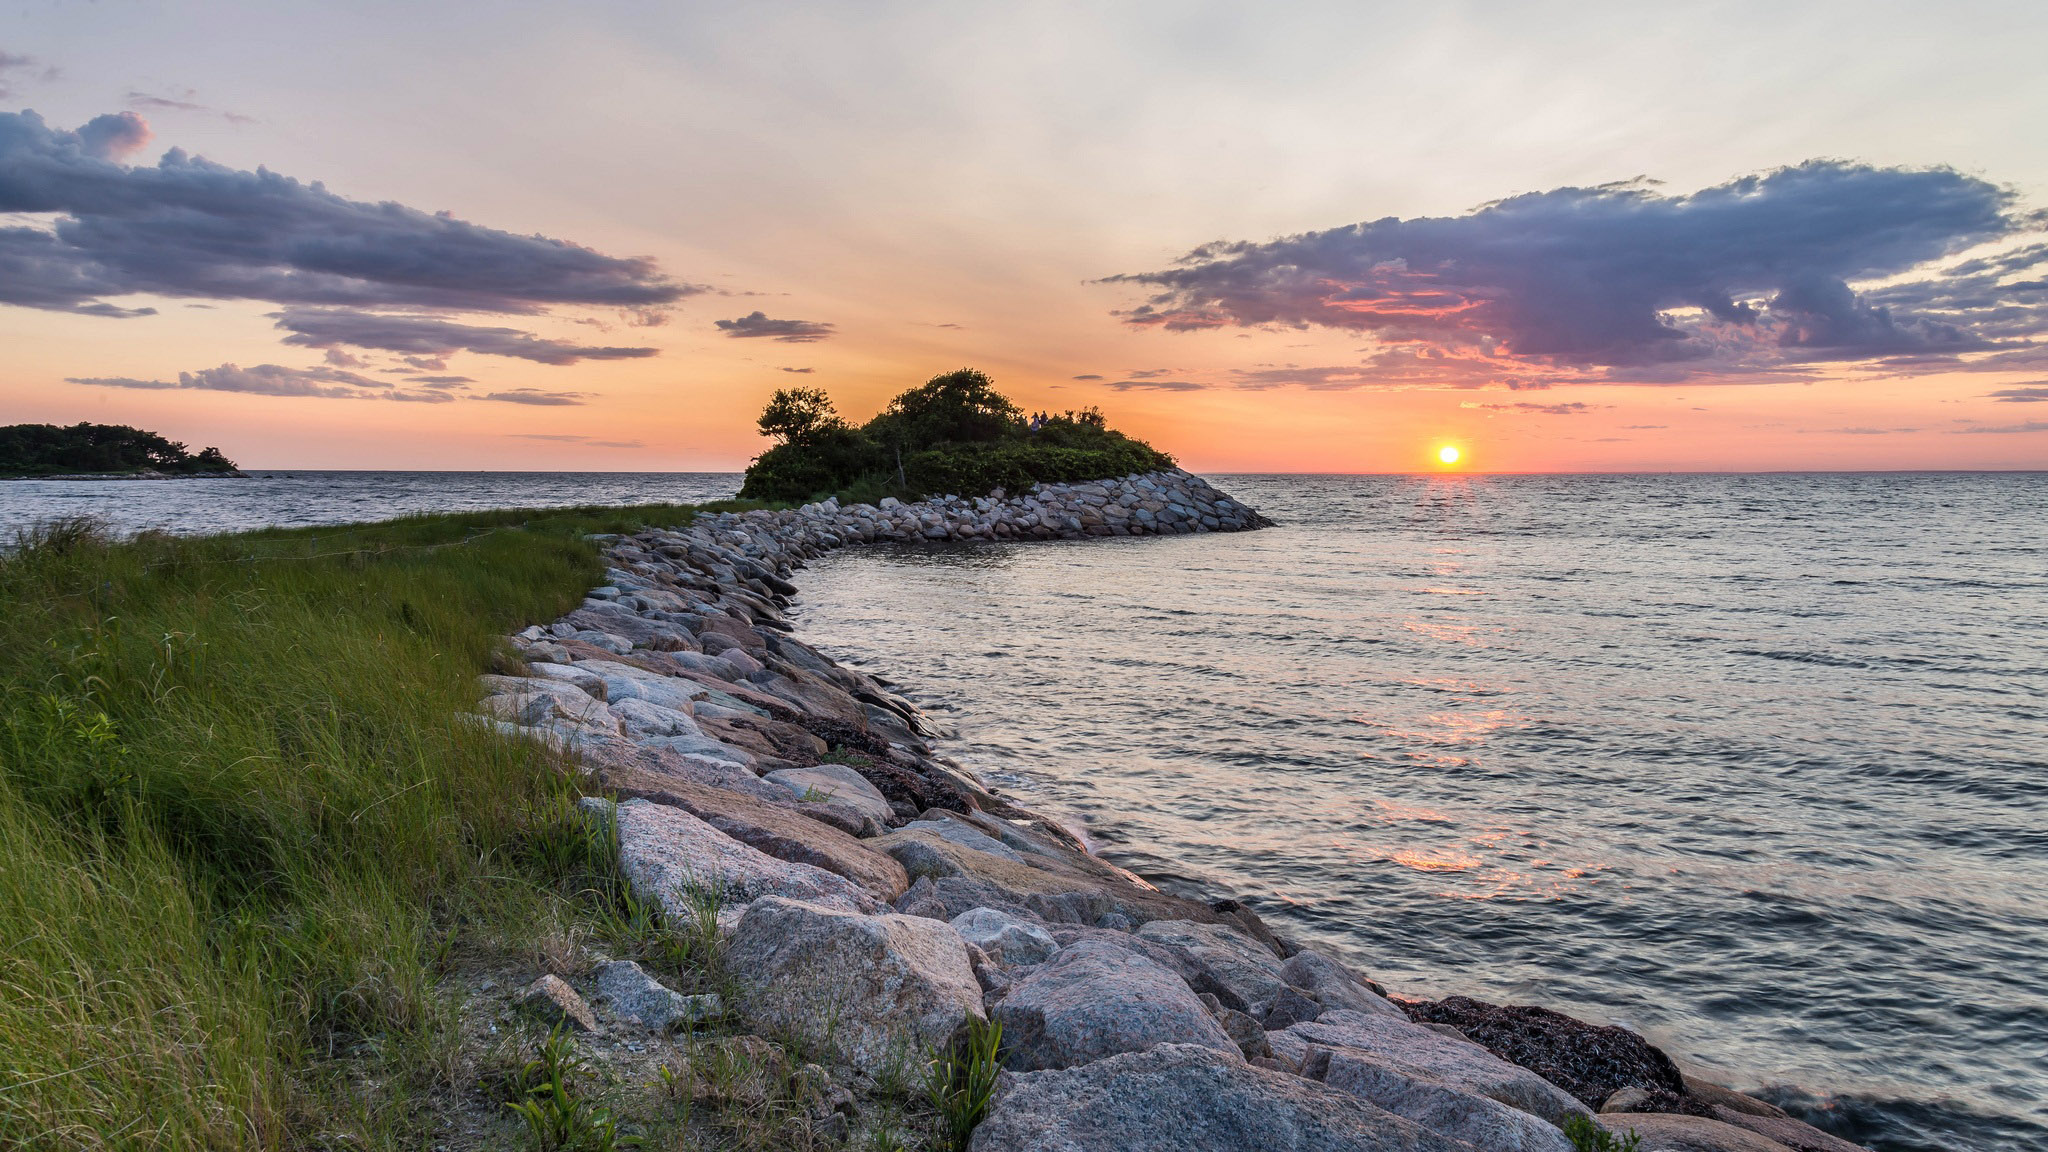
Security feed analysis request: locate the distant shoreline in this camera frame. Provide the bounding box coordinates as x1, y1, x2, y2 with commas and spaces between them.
1, 469, 248, 481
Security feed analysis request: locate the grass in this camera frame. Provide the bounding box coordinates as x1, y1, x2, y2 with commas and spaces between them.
1564, 1113, 1643, 1152
0, 501, 758, 1150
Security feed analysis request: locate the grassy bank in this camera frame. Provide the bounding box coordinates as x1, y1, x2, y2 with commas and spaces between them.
0, 504, 719, 1149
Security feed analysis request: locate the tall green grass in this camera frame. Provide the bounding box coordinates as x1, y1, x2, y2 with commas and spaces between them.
0, 503, 723, 1149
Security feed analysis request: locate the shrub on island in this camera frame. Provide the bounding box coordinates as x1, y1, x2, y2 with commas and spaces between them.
737, 369, 1174, 504
0, 422, 240, 477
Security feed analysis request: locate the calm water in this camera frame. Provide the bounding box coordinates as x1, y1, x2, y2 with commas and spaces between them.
5, 471, 2042, 1150
0, 471, 743, 538
790, 474, 2048, 1152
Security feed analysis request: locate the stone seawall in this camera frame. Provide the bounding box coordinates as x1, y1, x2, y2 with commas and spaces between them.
471, 474, 1863, 1152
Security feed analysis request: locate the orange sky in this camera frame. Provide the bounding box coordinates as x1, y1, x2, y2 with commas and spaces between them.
3, 3, 2044, 472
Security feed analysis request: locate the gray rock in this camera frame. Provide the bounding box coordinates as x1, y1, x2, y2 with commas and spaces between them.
1135, 918, 1288, 1007
1259, 986, 1325, 1030
950, 907, 1058, 966
591, 960, 721, 1031
1596, 1113, 1799, 1152
516, 974, 598, 1033
1307, 1047, 1574, 1152
1279, 949, 1405, 1018
1214, 1007, 1271, 1060
967, 1043, 1475, 1152
611, 798, 876, 919
1270, 1009, 1588, 1128
992, 936, 1239, 1071
724, 896, 984, 1068
609, 695, 701, 738
763, 763, 894, 823
898, 817, 1029, 863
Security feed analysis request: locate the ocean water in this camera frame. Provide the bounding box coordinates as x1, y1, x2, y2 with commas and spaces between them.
789, 474, 2048, 1152
0, 470, 743, 538
4, 471, 2041, 1150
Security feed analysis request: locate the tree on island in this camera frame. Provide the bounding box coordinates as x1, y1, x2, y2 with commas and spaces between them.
739, 368, 1172, 503
0, 423, 241, 477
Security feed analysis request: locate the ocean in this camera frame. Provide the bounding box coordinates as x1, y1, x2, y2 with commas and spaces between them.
5, 470, 2043, 1151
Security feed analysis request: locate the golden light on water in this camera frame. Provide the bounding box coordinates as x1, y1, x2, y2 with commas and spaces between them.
1438, 445, 1462, 465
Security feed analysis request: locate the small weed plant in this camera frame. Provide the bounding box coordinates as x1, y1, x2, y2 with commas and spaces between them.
506, 1023, 640, 1151
924, 1016, 1003, 1151
1564, 1113, 1643, 1152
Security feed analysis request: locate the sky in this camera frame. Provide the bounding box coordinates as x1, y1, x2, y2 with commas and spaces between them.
3, 0, 2046, 472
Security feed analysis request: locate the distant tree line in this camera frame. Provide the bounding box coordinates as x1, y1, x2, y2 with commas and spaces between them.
0, 423, 241, 477
739, 369, 1173, 503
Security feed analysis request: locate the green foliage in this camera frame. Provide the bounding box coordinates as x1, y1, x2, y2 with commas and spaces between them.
923, 1016, 1003, 1151
0, 501, 712, 1148
757, 387, 847, 446
738, 369, 1173, 503
0, 421, 239, 476
506, 1024, 641, 1151
1563, 1113, 1643, 1152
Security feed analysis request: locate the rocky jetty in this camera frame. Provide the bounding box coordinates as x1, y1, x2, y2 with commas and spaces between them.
472, 470, 1866, 1152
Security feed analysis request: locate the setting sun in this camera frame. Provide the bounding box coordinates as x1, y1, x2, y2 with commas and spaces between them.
1438, 445, 1462, 465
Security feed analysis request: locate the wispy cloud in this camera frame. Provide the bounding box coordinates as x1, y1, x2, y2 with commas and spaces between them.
1953, 420, 2048, 434
274, 308, 658, 365
124, 89, 256, 126
510, 433, 643, 447
1460, 401, 1609, 415
779, 366, 815, 373
1107, 161, 2048, 386
478, 388, 586, 406
1105, 379, 1208, 391
1987, 384, 2048, 403
68, 362, 454, 402
0, 50, 56, 100
715, 311, 834, 342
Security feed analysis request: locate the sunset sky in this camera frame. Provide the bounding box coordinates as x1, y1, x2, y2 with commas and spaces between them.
4, 1, 2046, 472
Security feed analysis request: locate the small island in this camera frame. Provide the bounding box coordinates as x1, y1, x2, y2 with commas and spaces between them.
741, 368, 1172, 503
0, 422, 242, 479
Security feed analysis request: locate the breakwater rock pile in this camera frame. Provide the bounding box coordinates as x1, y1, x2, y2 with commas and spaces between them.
472, 474, 1866, 1152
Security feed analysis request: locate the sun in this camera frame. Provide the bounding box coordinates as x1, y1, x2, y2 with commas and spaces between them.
1437, 445, 1461, 465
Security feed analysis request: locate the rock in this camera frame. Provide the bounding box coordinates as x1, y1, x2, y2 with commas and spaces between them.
763, 763, 894, 823
1681, 1076, 1790, 1120
1270, 1009, 1588, 1128
1279, 949, 1405, 1018
609, 695, 701, 738
1705, 1110, 1870, 1152
1214, 1007, 1271, 1060
516, 974, 598, 1033
604, 775, 907, 901
591, 960, 719, 1031
992, 936, 1239, 1071
610, 798, 876, 918
967, 1043, 1474, 1152
950, 907, 1058, 966
1135, 919, 1288, 1008
872, 826, 1223, 927
1304, 1047, 1574, 1152
724, 896, 984, 1068
1596, 1113, 1799, 1152
898, 816, 1029, 863
1258, 987, 1325, 1030
1405, 995, 1685, 1109
1605, 1086, 1657, 1113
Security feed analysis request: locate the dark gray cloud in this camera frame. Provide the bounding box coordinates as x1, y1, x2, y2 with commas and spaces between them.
478, 388, 586, 406
68, 362, 454, 402
1463, 401, 1607, 415
0, 109, 696, 316
406, 375, 473, 386
1108, 161, 2048, 382
274, 307, 658, 365
1105, 379, 1207, 391
1987, 384, 2048, 402
1071, 373, 1104, 380
1953, 420, 2048, 434
715, 311, 834, 342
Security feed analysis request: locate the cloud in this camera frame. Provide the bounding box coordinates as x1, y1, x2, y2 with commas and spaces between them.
1953, 420, 2048, 434
715, 311, 834, 342
406, 375, 472, 386
1105, 379, 1208, 391
1107, 161, 2048, 384
0, 109, 697, 317
510, 433, 644, 447
1621, 423, 1668, 429
68, 361, 454, 402
1460, 401, 1607, 415
274, 307, 658, 365
1988, 384, 2048, 402
779, 366, 815, 373
1071, 373, 1104, 380
1822, 426, 1920, 435
1124, 368, 1177, 379
124, 90, 257, 126
476, 388, 586, 406
0, 51, 56, 99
